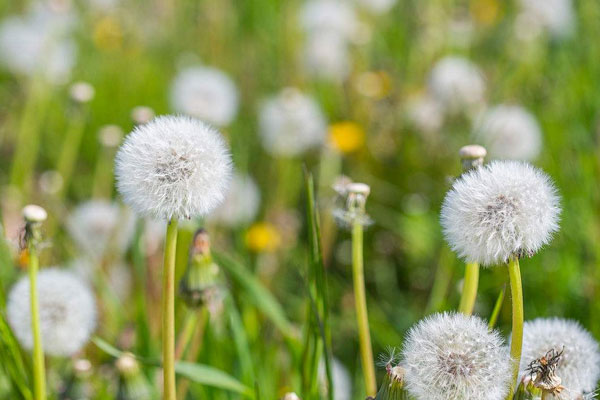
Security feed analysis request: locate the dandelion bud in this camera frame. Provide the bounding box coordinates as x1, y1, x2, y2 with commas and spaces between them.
69, 81, 95, 104
332, 182, 372, 229
23, 204, 47, 224
60, 359, 93, 399
459, 144, 487, 172
375, 365, 408, 400
116, 353, 154, 400
179, 229, 224, 309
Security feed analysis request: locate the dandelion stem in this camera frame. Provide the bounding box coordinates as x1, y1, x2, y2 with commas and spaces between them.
352, 220, 377, 396
541, 391, 549, 400
458, 262, 479, 315
506, 256, 523, 399
162, 219, 179, 400
488, 285, 506, 329
28, 235, 46, 400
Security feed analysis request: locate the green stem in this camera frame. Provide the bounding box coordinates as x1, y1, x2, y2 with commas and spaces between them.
352, 220, 377, 396
162, 219, 179, 400
174, 311, 198, 360
28, 240, 46, 400
506, 256, 523, 400
458, 262, 479, 315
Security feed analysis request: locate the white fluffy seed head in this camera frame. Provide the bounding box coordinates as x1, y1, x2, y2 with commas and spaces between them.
170, 66, 239, 127
428, 56, 485, 114
259, 88, 327, 156
300, 0, 359, 40
115, 115, 233, 221
67, 200, 135, 260
441, 160, 561, 266
516, 0, 574, 39
7, 268, 97, 357
519, 318, 600, 399
473, 105, 542, 161
303, 31, 351, 82
208, 173, 261, 227
402, 312, 512, 400
406, 93, 444, 134
356, 0, 397, 15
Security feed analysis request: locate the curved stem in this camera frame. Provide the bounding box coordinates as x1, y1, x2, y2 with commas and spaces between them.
162, 219, 179, 400
28, 240, 46, 400
458, 262, 479, 315
506, 256, 523, 400
352, 221, 377, 396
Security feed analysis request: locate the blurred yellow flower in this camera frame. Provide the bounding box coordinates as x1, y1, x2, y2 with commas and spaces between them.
470, 0, 500, 26
329, 122, 365, 153
93, 17, 123, 51
245, 222, 281, 252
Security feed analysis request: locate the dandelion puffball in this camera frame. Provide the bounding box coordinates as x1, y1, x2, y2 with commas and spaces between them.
402, 312, 511, 400
170, 66, 239, 127
67, 200, 135, 260
516, 0, 574, 39
473, 105, 542, 161
259, 88, 327, 156
300, 0, 359, 40
428, 56, 485, 114
304, 32, 351, 82
441, 160, 560, 266
209, 173, 261, 227
7, 268, 97, 357
115, 115, 232, 220
519, 318, 600, 399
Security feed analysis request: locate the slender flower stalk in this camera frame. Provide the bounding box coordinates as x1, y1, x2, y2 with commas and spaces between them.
22, 205, 47, 400
507, 256, 524, 399
162, 219, 178, 400
344, 183, 377, 396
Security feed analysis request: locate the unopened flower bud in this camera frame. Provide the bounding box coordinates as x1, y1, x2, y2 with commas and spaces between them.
459, 144, 486, 172
116, 353, 154, 400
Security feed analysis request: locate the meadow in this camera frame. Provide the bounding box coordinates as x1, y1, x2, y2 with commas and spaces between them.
1, 0, 600, 399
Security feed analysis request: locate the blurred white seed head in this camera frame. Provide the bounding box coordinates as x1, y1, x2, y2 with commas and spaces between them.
319, 358, 352, 400
69, 81, 95, 103
516, 0, 574, 40
473, 105, 542, 161
170, 66, 239, 127
303, 31, 351, 82
98, 125, 124, 148
209, 173, 261, 227
519, 318, 600, 399
406, 93, 444, 134
441, 160, 561, 266
0, 4, 76, 84
130, 106, 155, 125
300, 0, 359, 41
7, 268, 97, 356
402, 312, 512, 400
39, 170, 64, 195
356, 0, 397, 14
67, 200, 135, 260
115, 115, 233, 220
259, 88, 327, 156
428, 56, 486, 115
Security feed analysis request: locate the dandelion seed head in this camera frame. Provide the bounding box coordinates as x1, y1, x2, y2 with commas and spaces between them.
259, 88, 327, 156
516, 0, 574, 39
115, 115, 232, 220
428, 56, 485, 114
67, 200, 135, 260
7, 268, 97, 357
473, 105, 542, 161
319, 358, 352, 400
402, 312, 511, 400
356, 0, 397, 15
519, 318, 600, 399
300, 0, 359, 40
441, 160, 560, 266
209, 173, 261, 227
406, 94, 444, 134
23, 204, 48, 223
304, 31, 350, 82
170, 66, 239, 127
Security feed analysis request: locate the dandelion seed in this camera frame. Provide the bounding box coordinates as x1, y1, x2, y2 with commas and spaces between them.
473, 105, 542, 161
7, 268, 97, 356
428, 56, 485, 115
170, 66, 239, 127
208, 173, 261, 227
258, 88, 327, 156
519, 318, 600, 399
115, 115, 233, 220
67, 200, 135, 260
402, 312, 512, 400
441, 160, 560, 266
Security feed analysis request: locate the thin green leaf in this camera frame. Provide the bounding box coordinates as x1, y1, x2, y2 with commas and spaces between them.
175, 361, 254, 398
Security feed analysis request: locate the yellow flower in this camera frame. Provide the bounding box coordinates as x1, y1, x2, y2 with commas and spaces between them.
93, 17, 123, 51
470, 0, 500, 26
245, 222, 281, 252
329, 122, 365, 154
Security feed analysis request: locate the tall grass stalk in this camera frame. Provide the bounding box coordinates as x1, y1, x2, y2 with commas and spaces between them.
56, 112, 88, 198
27, 227, 46, 400
506, 256, 523, 399
352, 219, 377, 396
162, 219, 179, 400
